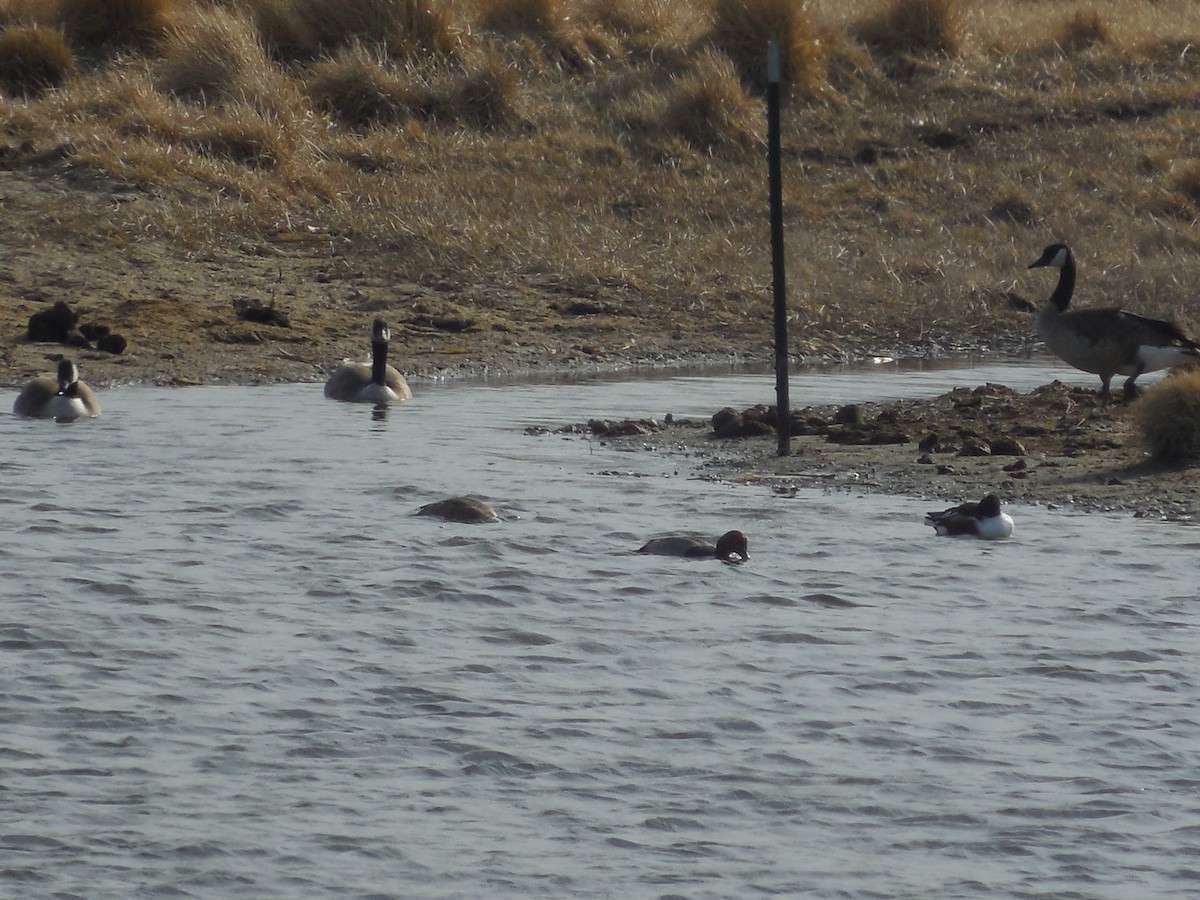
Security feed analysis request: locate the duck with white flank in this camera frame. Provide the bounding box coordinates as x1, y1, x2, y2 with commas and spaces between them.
637, 530, 749, 562
324, 317, 413, 404
925, 494, 1014, 539
1028, 243, 1200, 403
13, 359, 101, 421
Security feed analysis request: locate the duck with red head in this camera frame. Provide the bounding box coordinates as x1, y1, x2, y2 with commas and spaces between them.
324, 317, 413, 404
637, 530, 749, 563
13, 359, 101, 422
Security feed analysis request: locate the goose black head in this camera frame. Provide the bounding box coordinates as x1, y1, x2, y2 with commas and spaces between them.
56, 358, 79, 394
1028, 243, 1072, 270
371, 317, 391, 345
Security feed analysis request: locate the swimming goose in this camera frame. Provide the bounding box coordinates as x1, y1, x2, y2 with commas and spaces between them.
1028, 243, 1200, 403
324, 317, 413, 404
925, 494, 1013, 539
637, 530, 749, 562
417, 496, 499, 524
12, 359, 101, 421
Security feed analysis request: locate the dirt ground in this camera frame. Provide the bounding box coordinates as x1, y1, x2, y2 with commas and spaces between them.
572, 381, 1200, 521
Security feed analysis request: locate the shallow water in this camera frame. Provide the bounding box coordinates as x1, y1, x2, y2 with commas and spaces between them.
3, 360, 1198, 899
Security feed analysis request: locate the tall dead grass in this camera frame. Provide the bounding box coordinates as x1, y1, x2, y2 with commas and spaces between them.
0, 25, 76, 96
53, 0, 176, 52
241, 0, 463, 59
663, 49, 763, 151
854, 0, 962, 57
708, 0, 827, 92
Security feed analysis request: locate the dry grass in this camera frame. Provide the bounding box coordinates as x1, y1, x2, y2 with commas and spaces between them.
1056, 8, 1110, 52
0, 25, 76, 96
306, 44, 427, 128
708, 0, 827, 92
1138, 369, 1200, 463
662, 49, 762, 151
3, 0, 1200, 364
854, 0, 962, 58
53, 0, 176, 52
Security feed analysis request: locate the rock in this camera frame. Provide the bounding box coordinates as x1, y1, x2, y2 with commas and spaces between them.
27, 300, 77, 342
833, 403, 861, 425
712, 407, 743, 438
957, 438, 992, 457
79, 322, 110, 341
96, 333, 128, 354
990, 437, 1027, 456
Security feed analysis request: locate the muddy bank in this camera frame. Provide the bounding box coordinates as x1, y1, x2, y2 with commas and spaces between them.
565, 381, 1200, 520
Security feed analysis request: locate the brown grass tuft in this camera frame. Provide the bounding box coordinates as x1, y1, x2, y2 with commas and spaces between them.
708, 0, 826, 92
433, 55, 519, 128
1170, 161, 1200, 216
306, 44, 428, 128
481, 0, 568, 37
1137, 368, 1200, 463
663, 49, 763, 151
0, 25, 76, 96
284, 0, 463, 58
157, 6, 272, 100
1056, 8, 1109, 52
481, 0, 599, 71
53, 0, 175, 53
854, 0, 962, 58
588, 0, 697, 53
182, 110, 284, 168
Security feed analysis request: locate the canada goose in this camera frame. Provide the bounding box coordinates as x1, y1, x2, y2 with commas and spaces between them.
1028, 243, 1200, 403
637, 530, 749, 562
12, 359, 101, 421
925, 494, 1013, 539
324, 317, 413, 404
416, 496, 499, 524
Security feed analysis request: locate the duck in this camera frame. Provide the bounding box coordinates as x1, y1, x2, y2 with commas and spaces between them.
1028, 243, 1200, 403
637, 530, 749, 562
324, 317, 413, 404
416, 496, 499, 524
925, 494, 1013, 539
12, 358, 101, 421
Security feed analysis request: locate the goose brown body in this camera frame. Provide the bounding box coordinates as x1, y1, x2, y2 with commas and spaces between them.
325, 317, 412, 404
1029, 243, 1200, 402
13, 359, 101, 420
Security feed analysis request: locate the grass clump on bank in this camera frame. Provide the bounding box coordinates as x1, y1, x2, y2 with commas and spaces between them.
1138, 369, 1200, 464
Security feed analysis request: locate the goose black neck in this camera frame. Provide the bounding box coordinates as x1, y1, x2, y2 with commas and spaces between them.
371, 339, 388, 386
1050, 253, 1075, 311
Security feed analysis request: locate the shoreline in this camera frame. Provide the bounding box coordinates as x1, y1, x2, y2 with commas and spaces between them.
575, 379, 1200, 522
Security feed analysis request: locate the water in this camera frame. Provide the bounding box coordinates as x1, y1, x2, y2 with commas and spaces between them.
2, 360, 1198, 899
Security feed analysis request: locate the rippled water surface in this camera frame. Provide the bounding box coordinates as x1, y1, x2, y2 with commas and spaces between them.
3, 361, 1198, 899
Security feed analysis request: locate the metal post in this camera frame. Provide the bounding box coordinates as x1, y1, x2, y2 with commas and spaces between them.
767, 41, 790, 456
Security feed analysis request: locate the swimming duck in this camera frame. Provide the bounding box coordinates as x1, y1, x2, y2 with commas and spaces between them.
12, 358, 101, 421
637, 530, 749, 562
416, 496, 499, 524
1028, 243, 1200, 403
925, 494, 1013, 539
324, 317, 413, 404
